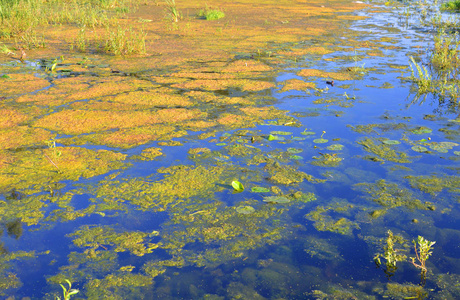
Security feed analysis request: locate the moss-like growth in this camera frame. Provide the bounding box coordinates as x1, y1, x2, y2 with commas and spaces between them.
358, 137, 411, 163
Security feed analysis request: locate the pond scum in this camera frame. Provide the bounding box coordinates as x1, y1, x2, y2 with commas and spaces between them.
1, 0, 460, 299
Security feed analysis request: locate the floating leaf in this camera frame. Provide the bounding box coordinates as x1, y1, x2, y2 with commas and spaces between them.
327, 144, 344, 151
215, 143, 226, 146
236, 205, 255, 214
411, 127, 432, 134
454, 151, 460, 156
313, 138, 328, 144
267, 134, 285, 141
289, 155, 303, 160
287, 148, 303, 154
429, 142, 458, 153
263, 196, 290, 203
411, 145, 428, 152
251, 186, 271, 193
292, 137, 306, 141
382, 140, 401, 145
231, 180, 244, 192
301, 131, 315, 136
270, 131, 292, 135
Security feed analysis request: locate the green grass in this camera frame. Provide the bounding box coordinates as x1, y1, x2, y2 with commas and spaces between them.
197, 5, 225, 21
101, 25, 146, 56
441, 0, 460, 11
0, 0, 135, 38
165, 0, 182, 23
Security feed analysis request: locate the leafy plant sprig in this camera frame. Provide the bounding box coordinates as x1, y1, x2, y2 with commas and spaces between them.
410, 235, 435, 273
57, 279, 79, 300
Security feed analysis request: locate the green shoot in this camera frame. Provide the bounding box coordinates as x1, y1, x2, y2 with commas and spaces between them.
57, 279, 79, 300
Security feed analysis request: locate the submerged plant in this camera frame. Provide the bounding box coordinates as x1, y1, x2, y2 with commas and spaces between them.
57, 279, 79, 300
374, 230, 407, 278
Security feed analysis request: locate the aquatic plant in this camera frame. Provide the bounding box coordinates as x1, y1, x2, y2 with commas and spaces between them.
101, 25, 146, 55
164, 0, 181, 22
409, 56, 433, 94
197, 5, 225, 21
374, 230, 407, 278
410, 236, 435, 274
441, 0, 460, 11
57, 279, 79, 300
231, 180, 244, 192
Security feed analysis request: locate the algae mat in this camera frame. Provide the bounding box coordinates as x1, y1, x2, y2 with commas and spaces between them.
1, 0, 460, 299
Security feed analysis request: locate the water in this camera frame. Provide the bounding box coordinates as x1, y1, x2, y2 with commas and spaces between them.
1, 1, 459, 299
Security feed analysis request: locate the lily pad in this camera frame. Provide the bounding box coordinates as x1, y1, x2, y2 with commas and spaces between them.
301, 131, 315, 136
429, 142, 458, 153
313, 138, 329, 144
215, 143, 226, 146
454, 151, 460, 156
263, 196, 291, 204
411, 127, 432, 134
236, 205, 255, 214
382, 140, 401, 145
270, 131, 292, 135
289, 155, 303, 160
251, 186, 270, 193
287, 147, 303, 154
231, 180, 244, 192
267, 134, 285, 141
327, 144, 344, 151
411, 145, 428, 153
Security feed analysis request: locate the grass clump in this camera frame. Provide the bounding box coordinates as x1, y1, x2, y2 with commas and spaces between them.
197, 5, 225, 20
165, 0, 182, 22
102, 25, 146, 55
441, 0, 460, 11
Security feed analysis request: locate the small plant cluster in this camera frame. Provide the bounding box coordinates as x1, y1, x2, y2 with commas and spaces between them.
197, 5, 225, 21
165, 0, 182, 23
374, 231, 435, 286
441, 0, 460, 11
56, 279, 78, 300
70, 25, 146, 56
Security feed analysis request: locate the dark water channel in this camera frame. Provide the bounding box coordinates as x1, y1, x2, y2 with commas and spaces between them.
1, 1, 460, 299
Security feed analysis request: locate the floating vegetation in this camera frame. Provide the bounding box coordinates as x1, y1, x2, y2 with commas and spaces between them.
232, 180, 245, 192
251, 187, 271, 193
411, 145, 429, 153
382, 139, 401, 145
326, 143, 344, 151
358, 137, 412, 163
236, 205, 255, 214
263, 196, 290, 204
311, 153, 343, 167
305, 204, 359, 235
404, 175, 460, 196
355, 179, 428, 211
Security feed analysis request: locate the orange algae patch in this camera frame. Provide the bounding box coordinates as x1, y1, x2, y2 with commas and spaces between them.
64, 125, 187, 148
188, 148, 211, 155
34, 108, 205, 135
171, 72, 235, 80
171, 78, 275, 92
0, 74, 49, 96
0, 126, 52, 150
0, 147, 127, 192
110, 91, 192, 107
0, 108, 29, 128
298, 68, 353, 81
184, 91, 252, 106
279, 79, 316, 92
221, 60, 272, 73
183, 120, 217, 131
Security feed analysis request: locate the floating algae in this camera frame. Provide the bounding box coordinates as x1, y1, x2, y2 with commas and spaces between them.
358, 137, 411, 163
305, 205, 360, 235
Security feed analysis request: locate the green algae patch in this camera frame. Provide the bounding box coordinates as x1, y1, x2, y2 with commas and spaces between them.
298, 68, 353, 81
131, 147, 163, 161
305, 205, 359, 235
355, 179, 428, 211
236, 205, 255, 214
89, 165, 230, 211
0, 147, 128, 193
279, 79, 316, 92
0, 250, 36, 296
265, 161, 323, 185
69, 225, 160, 256
405, 175, 460, 196
358, 137, 412, 163
382, 282, 427, 299
311, 153, 343, 167
172, 78, 275, 92
85, 272, 153, 300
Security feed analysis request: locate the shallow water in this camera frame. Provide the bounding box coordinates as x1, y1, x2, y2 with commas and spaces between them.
1, 1, 459, 299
